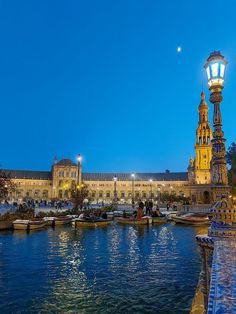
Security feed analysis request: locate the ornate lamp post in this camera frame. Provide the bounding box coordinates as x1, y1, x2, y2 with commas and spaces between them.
204, 51, 236, 236
157, 187, 161, 207
77, 154, 82, 186
113, 176, 118, 204
204, 52, 229, 201
149, 179, 153, 201
193, 53, 235, 314
131, 173, 135, 208
96, 188, 99, 204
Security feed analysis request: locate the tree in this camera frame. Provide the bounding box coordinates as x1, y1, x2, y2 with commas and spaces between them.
226, 143, 236, 190
71, 182, 89, 210
0, 169, 16, 201
226, 142, 236, 165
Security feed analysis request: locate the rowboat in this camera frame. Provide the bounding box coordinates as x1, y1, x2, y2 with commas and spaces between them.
53, 216, 72, 226
13, 219, 47, 231
0, 221, 13, 231
117, 216, 152, 225
106, 212, 114, 219
152, 216, 168, 224
43, 217, 55, 226
72, 218, 112, 227
172, 213, 210, 225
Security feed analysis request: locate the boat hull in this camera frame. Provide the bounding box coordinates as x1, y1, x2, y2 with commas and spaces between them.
73, 219, 112, 227
172, 217, 210, 225
13, 220, 47, 231
0, 221, 13, 230
29, 221, 47, 230
152, 217, 167, 224
117, 217, 151, 225
54, 217, 72, 226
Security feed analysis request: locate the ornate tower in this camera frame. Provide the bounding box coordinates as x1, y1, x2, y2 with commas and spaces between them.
194, 92, 213, 184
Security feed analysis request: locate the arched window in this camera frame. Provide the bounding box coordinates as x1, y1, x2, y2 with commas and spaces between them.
43, 190, 48, 198
71, 180, 76, 189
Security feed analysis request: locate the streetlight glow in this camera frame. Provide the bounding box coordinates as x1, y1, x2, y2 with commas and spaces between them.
77, 154, 82, 163
204, 51, 227, 88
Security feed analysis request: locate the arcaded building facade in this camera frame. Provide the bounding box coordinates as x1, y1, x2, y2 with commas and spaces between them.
3, 92, 215, 204
4, 162, 189, 203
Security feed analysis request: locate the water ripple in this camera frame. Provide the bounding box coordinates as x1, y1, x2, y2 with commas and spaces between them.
0, 224, 208, 313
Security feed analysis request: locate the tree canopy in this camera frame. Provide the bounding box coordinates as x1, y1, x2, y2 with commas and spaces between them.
0, 169, 16, 201
227, 143, 236, 189
226, 142, 236, 166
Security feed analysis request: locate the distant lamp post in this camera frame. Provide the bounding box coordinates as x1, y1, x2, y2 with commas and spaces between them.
96, 188, 99, 204
204, 51, 229, 200
149, 179, 153, 201
131, 173, 135, 208
113, 176, 118, 204
157, 187, 161, 207
77, 154, 82, 186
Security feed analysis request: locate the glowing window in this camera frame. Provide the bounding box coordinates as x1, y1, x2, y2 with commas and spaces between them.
220, 64, 225, 78
211, 63, 219, 78
206, 66, 210, 80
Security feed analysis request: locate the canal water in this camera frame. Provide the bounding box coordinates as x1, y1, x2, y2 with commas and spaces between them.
0, 223, 207, 314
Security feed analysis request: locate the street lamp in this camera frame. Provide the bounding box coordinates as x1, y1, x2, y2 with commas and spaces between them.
204, 52, 227, 89
149, 179, 153, 201
77, 154, 82, 186
96, 188, 99, 204
204, 52, 229, 199
157, 187, 161, 207
113, 176, 118, 204
131, 173, 135, 208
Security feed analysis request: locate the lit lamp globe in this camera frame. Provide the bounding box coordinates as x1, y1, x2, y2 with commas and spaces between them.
77, 154, 82, 163
204, 51, 227, 91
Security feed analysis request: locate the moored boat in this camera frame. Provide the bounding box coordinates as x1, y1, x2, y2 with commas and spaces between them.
0, 221, 13, 231
13, 219, 47, 231
43, 217, 55, 226
106, 212, 114, 219
54, 216, 72, 226
117, 216, 152, 225
166, 212, 178, 221
72, 218, 112, 227
152, 216, 168, 224
172, 213, 210, 225
29, 220, 47, 230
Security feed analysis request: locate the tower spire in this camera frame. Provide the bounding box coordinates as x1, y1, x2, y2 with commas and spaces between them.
194, 92, 213, 184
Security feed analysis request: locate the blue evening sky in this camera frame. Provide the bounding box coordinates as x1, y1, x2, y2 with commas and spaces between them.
0, 0, 236, 173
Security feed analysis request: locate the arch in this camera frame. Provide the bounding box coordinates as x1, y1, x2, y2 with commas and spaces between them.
59, 190, 63, 198
120, 191, 125, 198
71, 180, 76, 189
43, 190, 48, 198
203, 191, 211, 204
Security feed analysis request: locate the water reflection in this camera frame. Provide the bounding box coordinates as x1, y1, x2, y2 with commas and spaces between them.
0, 223, 202, 314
